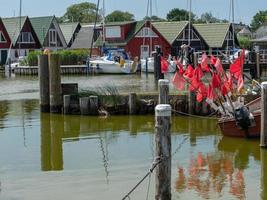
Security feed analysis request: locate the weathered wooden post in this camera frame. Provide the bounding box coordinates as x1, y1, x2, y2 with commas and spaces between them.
154, 47, 164, 81
80, 97, 90, 115
261, 149, 267, 200
145, 57, 148, 75
49, 54, 62, 113
89, 95, 99, 115
193, 52, 198, 68
128, 92, 137, 115
261, 82, 267, 148
63, 95, 71, 114
50, 114, 63, 171
158, 79, 169, 104
155, 104, 171, 200
40, 113, 51, 171
38, 54, 50, 112
256, 52, 261, 79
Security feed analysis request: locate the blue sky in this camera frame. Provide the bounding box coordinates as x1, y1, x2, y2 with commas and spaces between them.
1, 0, 266, 25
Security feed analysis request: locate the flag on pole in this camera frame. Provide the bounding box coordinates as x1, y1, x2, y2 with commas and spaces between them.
161, 56, 169, 74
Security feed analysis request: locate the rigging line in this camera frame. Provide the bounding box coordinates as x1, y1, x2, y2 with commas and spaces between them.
145, 173, 151, 200
121, 136, 189, 200
153, 0, 158, 17
171, 109, 219, 120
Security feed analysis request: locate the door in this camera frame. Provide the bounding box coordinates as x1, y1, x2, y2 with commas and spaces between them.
0, 50, 7, 65
140, 45, 149, 59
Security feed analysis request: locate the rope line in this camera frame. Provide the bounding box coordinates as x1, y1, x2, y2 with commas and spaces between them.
121, 136, 188, 200
171, 109, 219, 120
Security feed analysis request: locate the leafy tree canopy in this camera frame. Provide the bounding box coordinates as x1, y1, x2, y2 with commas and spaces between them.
60, 2, 102, 23
166, 8, 196, 21
196, 12, 222, 23
250, 10, 267, 31
143, 15, 165, 22
105, 10, 135, 22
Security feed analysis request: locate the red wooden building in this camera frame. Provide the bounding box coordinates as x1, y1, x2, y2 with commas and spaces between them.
0, 17, 11, 65
2, 16, 41, 62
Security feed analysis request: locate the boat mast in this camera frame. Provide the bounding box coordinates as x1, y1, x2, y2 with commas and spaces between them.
102, 0, 105, 46
19, 0, 22, 57
231, 0, 235, 49
89, 0, 100, 58
188, 0, 191, 46
149, 0, 152, 56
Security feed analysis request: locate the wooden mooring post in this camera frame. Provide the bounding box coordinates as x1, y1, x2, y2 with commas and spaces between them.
155, 104, 171, 200
89, 96, 99, 115
261, 149, 267, 200
39, 54, 50, 112
256, 52, 261, 79
154, 47, 164, 81
80, 97, 90, 115
128, 92, 137, 115
63, 95, 71, 115
158, 79, 169, 104
260, 82, 267, 147
49, 54, 62, 113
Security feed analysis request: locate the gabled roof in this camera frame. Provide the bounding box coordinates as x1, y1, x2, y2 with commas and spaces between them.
193, 23, 231, 48
105, 21, 135, 26
152, 21, 188, 44
59, 22, 81, 45
238, 27, 251, 35
30, 16, 54, 44
70, 26, 94, 49
251, 36, 267, 42
2, 16, 28, 45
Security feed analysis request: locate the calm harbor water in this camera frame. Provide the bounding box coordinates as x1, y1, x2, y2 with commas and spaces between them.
0, 74, 266, 200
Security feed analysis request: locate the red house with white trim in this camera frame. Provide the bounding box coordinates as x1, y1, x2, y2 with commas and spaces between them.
126, 21, 171, 59
2, 16, 41, 62
0, 17, 11, 65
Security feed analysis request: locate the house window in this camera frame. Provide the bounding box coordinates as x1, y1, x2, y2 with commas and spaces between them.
18, 32, 34, 43
136, 27, 158, 38
105, 26, 121, 38
49, 29, 57, 44
0, 32, 6, 43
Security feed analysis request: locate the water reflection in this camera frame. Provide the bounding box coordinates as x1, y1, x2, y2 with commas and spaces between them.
40, 113, 63, 171
261, 149, 267, 200
0, 101, 9, 128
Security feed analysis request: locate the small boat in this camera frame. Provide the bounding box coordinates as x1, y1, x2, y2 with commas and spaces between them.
89, 49, 137, 74
218, 97, 261, 138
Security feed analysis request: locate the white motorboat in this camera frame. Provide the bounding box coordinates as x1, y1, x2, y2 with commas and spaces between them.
89, 57, 136, 74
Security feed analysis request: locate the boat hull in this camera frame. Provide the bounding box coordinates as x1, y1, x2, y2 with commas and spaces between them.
141, 58, 176, 73
90, 60, 134, 74
218, 113, 260, 138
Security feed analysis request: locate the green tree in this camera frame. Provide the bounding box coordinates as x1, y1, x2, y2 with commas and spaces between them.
60, 2, 102, 23
238, 36, 252, 49
198, 12, 220, 23
250, 10, 267, 31
105, 10, 134, 22
166, 8, 195, 21
143, 15, 165, 21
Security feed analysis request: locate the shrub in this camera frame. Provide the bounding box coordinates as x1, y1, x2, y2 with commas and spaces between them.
25, 49, 89, 66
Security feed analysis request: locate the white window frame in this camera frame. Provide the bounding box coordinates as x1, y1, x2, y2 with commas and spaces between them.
136, 27, 158, 38
0, 31, 6, 43
105, 26, 121, 38
49, 29, 57, 44
177, 29, 200, 41
18, 32, 35, 44
140, 45, 150, 59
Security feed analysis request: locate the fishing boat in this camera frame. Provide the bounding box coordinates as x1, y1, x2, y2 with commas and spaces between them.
218, 97, 261, 138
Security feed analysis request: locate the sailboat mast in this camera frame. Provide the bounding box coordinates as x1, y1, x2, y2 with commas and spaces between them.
19, 0, 22, 57
188, 0, 191, 46
149, 0, 152, 56
102, 0, 105, 45
231, 0, 235, 49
